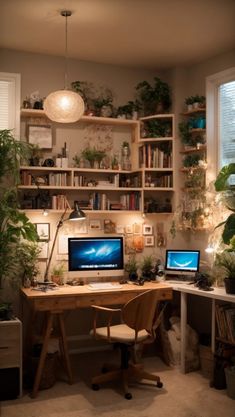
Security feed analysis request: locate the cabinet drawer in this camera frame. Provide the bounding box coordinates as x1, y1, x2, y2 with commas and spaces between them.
0, 321, 21, 368
0, 345, 20, 368
34, 297, 77, 311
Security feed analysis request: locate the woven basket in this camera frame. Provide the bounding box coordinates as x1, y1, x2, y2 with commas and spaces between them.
31, 352, 58, 390
199, 345, 214, 379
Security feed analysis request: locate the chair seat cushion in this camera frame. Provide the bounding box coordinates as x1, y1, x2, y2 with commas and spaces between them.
90, 324, 149, 343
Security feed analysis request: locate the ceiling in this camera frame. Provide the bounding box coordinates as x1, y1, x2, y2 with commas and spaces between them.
0, 0, 235, 70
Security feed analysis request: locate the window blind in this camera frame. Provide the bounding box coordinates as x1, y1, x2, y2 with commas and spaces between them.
219, 80, 235, 168
0, 80, 10, 129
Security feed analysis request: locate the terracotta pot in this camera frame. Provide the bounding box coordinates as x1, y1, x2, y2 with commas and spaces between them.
51, 275, 63, 285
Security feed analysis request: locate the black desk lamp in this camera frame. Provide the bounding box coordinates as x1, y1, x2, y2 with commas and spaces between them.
44, 202, 86, 282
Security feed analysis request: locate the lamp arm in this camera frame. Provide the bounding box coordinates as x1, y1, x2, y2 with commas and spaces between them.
43, 208, 67, 282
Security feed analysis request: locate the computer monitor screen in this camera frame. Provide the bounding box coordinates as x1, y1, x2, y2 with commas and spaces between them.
165, 250, 200, 275
68, 236, 124, 279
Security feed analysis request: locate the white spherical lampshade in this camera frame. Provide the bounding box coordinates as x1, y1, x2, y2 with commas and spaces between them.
44, 90, 85, 123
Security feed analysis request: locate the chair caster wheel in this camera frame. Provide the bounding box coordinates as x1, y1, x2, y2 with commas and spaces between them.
92, 384, 100, 391
125, 392, 132, 400
157, 381, 163, 388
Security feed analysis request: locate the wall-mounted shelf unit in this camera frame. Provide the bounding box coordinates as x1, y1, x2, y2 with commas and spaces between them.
177, 105, 208, 231
19, 110, 175, 215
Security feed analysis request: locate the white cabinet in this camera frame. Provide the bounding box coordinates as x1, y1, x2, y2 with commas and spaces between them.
0, 318, 22, 399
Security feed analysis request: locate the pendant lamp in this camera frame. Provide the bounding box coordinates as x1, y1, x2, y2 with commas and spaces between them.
44, 10, 84, 123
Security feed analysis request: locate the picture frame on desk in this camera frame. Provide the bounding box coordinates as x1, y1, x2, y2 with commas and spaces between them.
28, 124, 52, 149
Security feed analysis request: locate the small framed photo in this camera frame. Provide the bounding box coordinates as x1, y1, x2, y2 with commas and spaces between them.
116, 224, 125, 234
143, 224, 153, 235
125, 235, 135, 255
125, 224, 133, 234
144, 236, 155, 247
133, 235, 144, 252
28, 124, 52, 149
35, 223, 50, 241
89, 219, 102, 230
133, 223, 142, 235
104, 219, 116, 233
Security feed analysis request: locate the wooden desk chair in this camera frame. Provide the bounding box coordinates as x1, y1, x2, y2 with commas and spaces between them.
90, 289, 166, 400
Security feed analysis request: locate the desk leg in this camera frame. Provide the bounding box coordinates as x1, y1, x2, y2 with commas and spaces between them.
31, 312, 54, 398
211, 299, 216, 354
58, 313, 73, 384
180, 292, 187, 374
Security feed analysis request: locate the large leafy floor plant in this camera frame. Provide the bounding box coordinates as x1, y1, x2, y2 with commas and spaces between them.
214, 163, 235, 293
0, 130, 38, 309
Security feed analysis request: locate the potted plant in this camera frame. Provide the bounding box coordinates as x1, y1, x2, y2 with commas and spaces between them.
183, 154, 201, 168
28, 144, 43, 166
0, 130, 38, 314
215, 251, 235, 294
73, 153, 81, 167
81, 147, 106, 168
124, 255, 139, 281
17, 241, 41, 287
140, 255, 154, 281
51, 263, 65, 285
185, 96, 195, 112
117, 100, 142, 119
136, 77, 171, 115
116, 104, 133, 119
93, 86, 114, 117
71, 80, 96, 115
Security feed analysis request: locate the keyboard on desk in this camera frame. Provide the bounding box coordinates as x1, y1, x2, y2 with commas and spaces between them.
89, 282, 123, 291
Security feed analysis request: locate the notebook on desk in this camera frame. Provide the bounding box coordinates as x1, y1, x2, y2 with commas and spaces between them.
89, 282, 123, 291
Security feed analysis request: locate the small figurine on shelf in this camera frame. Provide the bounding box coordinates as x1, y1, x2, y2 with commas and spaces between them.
121, 141, 131, 170
22, 97, 31, 109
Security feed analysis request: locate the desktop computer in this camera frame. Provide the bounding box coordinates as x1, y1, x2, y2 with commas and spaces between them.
164, 249, 200, 282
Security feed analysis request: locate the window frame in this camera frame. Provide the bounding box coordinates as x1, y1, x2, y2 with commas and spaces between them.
0, 72, 21, 138
206, 67, 235, 182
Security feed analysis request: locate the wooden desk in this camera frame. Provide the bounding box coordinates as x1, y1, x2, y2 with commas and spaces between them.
21, 282, 172, 398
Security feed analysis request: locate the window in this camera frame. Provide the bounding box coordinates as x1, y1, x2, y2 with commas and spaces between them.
206, 67, 235, 179
219, 81, 235, 168
0, 72, 21, 138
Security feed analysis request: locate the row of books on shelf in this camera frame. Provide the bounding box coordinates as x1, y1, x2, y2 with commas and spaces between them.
21, 172, 69, 186
51, 194, 71, 210
144, 174, 173, 188
89, 192, 141, 211
215, 304, 235, 344
139, 144, 172, 169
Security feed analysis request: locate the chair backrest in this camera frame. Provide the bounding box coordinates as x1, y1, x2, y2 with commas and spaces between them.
122, 289, 161, 335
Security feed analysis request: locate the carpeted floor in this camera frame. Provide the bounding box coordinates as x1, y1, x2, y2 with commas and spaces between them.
0, 351, 234, 417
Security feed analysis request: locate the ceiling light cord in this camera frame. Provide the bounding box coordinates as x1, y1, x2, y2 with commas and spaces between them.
44, 9, 84, 123
61, 10, 71, 90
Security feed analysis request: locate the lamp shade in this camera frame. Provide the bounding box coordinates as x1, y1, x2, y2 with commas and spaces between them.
69, 205, 86, 221
44, 89, 85, 123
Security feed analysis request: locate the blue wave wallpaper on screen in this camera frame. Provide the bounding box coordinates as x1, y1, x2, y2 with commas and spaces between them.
69, 238, 123, 271
166, 250, 200, 272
